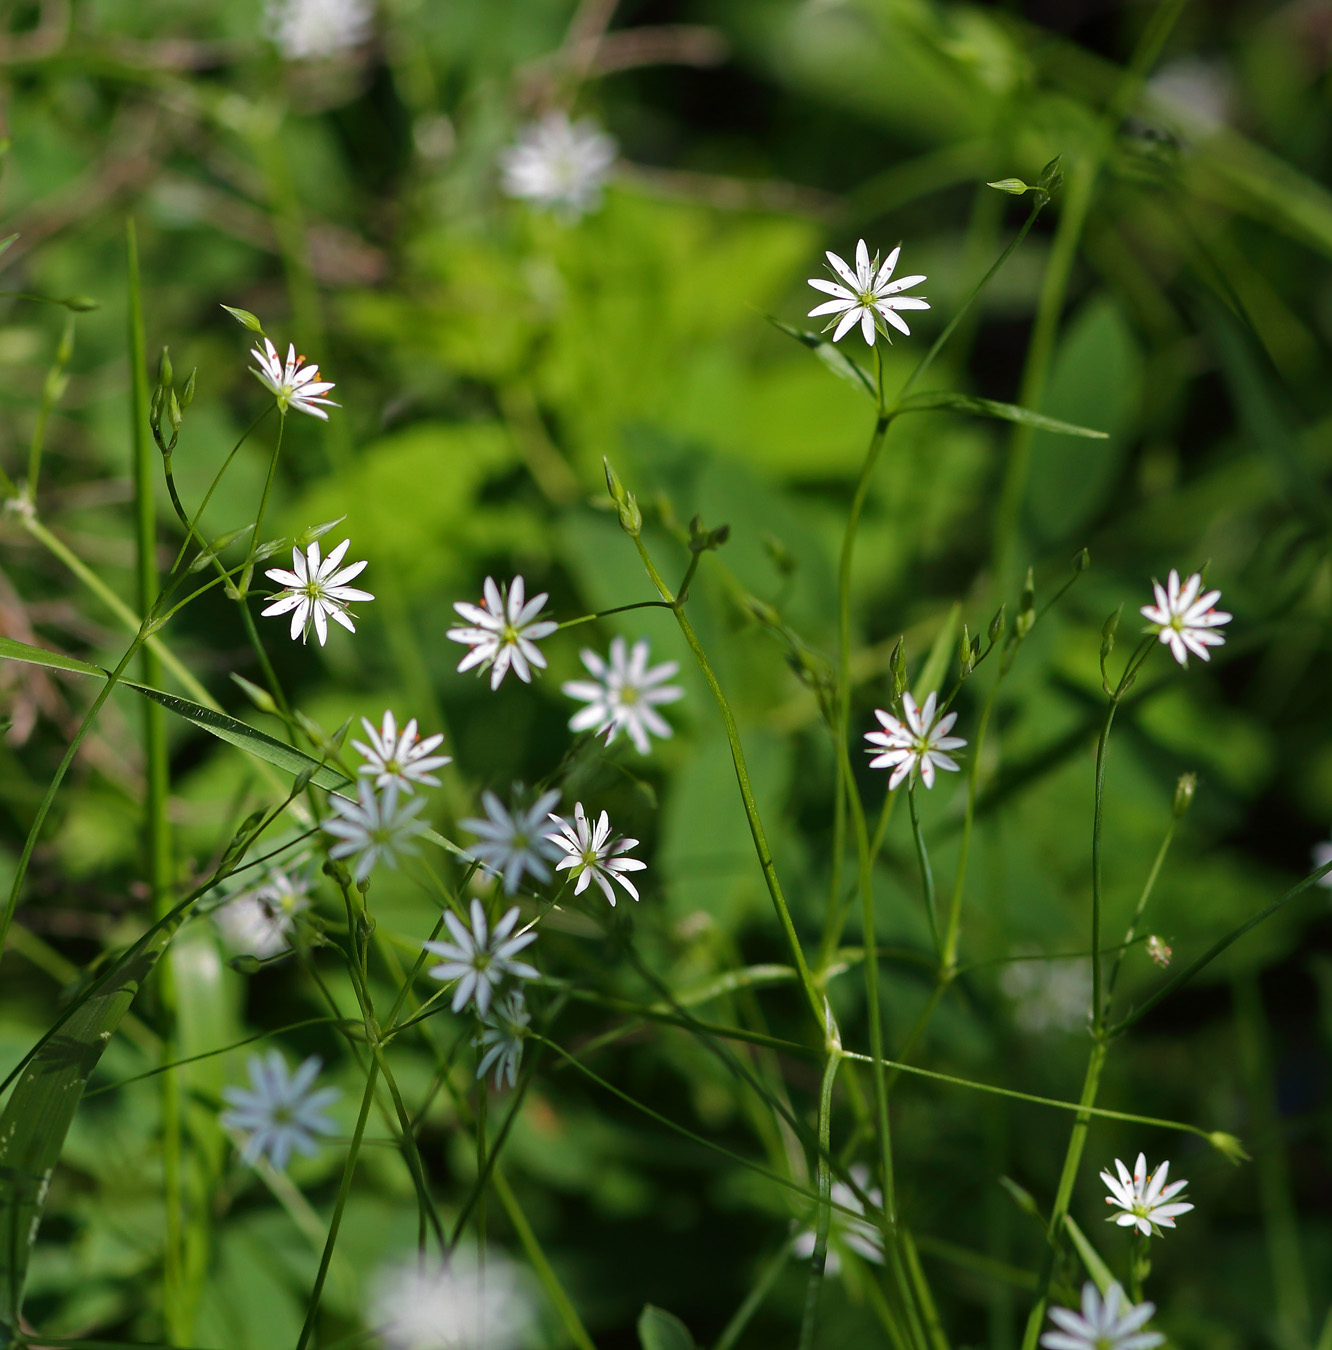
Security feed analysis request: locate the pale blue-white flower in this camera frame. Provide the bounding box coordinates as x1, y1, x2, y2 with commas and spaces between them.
1040, 1282, 1163, 1350
214, 867, 312, 959
423, 899, 538, 1016
475, 988, 530, 1090
221, 1050, 340, 1171
461, 787, 563, 894
563, 636, 683, 755
323, 780, 429, 883
499, 111, 616, 220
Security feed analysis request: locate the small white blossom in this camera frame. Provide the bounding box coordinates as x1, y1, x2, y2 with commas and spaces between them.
220, 1051, 340, 1171
1312, 839, 1332, 888
265, 0, 374, 60
423, 898, 538, 1016
562, 636, 683, 755
864, 690, 965, 790
546, 802, 646, 906
792, 1163, 885, 1276
351, 710, 450, 793
323, 780, 429, 884
475, 988, 530, 1090
447, 576, 558, 690
1100, 1152, 1194, 1237
369, 1248, 533, 1350
261, 538, 374, 646
999, 954, 1090, 1035
249, 337, 339, 419
461, 787, 564, 894
1140, 569, 1231, 667
214, 868, 312, 959
499, 111, 617, 220
807, 239, 929, 345
1040, 1282, 1164, 1350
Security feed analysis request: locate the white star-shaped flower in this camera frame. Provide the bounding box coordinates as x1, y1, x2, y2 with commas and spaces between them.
793, 1163, 885, 1276
1040, 1282, 1164, 1350
475, 988, 531, 1090
864, 690, 965, 790
1100, 1152, 1194, 1237
546, 802, 646, 906
220, 1050, 340, 1171
562, 636, 683, 755
423, 898, 539, 1016
214, 867, 312, 960
1140, 568, 1231, 667
461, 787, 564, 895
1313, 839, 1332, 888
447, 575, 558, 690
807, 239, 929, 345
323, 780, 429, 884
351, 710, 450, 793
261, 537, 374, 646
266, 0, 374, 61
249, 337, 339, 419
499, 111, 617, 220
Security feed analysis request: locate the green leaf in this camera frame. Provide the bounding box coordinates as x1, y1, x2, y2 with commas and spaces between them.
220, 304, 264, 333
917, 601, 960, 698
1063, 1214, 1115, 1296
895, 390, 1108, 438
767, 316, 877, 400
0, 633, 107, 679
0, 233, 17, 259
637, 1304, 697, 1350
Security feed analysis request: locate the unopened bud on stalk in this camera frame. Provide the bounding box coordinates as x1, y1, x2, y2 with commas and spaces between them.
958, 623, 974, 677
603, 456, 642, 537
1074, 547, 1090, 572
1207, 1131, 1250, 1164
158, 346, 173, 389
1100, 606, 1122, 661
987, 177, 1032, 195
181, 369, 197, 408
1039, 154, 1064, 197
988, 604, 1006, 644
1173, 772, 1197, 818
890, 637, 907, 702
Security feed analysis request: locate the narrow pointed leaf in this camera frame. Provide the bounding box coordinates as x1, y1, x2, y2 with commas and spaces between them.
767, 316, 877, 400
0, 634, 107, 679
896, 390, 1108, 438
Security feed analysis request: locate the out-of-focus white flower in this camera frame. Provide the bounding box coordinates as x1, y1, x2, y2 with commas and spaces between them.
261, 538, 373, 646
808, 239, 929, 345
323, 780, 429, 884
249, 338, 340, 419
351, 711, 450, 793
546, 802, 646, 906
562, 636, 683, 755
423, 898, 539, 1016
220, 1050, 340, 1171
214, 868, 312, 959
475, 988, 530, 1089
447, 576, 558, 691
792, 1163, 885, 1276
1100, 1152, 1194, 1237
1140, 569, 1230, 667
1040, 1281, 1164, 1350
265, 0, 373, 61
999, 953, 1090, 1034
461, 787, 564, 895
1146, 56, 1233, 140
864, 690, 965, 790
1312, 839, 1332, 888
369, 1248, 534, 1350
499, 111, 617, 220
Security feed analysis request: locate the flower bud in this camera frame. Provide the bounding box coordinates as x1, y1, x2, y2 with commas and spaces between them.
221, 303, 264, 333
1073, 547, 1090, 572
890, 637, 907, 702
958, 623, 974, 676
988, 604, 1006, 644
158, 346, 173, 389
181, 369, 197, 408
987, 177, 1032, 195
1173, 772, 1196, 818
1206, 1131, 1250, 1164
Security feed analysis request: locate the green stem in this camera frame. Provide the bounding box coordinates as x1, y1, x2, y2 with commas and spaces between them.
1104, 817, 1176, 1015
240, 413, 285, 599
713, 1240, 794, 1350
25, 312, 75, 504
798, 1046, 842, 1350
907, 781, 939, 956
1017, 1041, 1107, 1350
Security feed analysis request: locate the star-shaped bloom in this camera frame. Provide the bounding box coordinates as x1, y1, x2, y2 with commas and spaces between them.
447, 576, 558, 690
249, 337, 339, 419
499, 111, 617, 220
461, 787, 564, 895
220, 1050, 340, 1171
423, 898, 539, 1016
323, 780, 429, 884
214, 867, 312, 959
807, 240, 929, 345
475, 988, 531, 1090
562, 636, 683, 755
793, 1163, 885, 1276
351, 710, 450, 793
1040, 1282, 1164, 1350
261, 537, 374, 646
1100, 1152, 1194, 1237
546, 802, 646, 906
1140, 569, 1231, 667
864, 690, 965, 790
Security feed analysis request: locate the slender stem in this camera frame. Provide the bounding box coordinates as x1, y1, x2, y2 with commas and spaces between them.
907, 782, 939, 956
555, 599, 674, 631
1104, 817, 1177, 1014
240, 413, 286, 598
631, 536, 824, 1031
798, 1047, 841, 1350
25, 312, 75, 503
295, 1058, 380, 1350
713, 1240, 794, 1350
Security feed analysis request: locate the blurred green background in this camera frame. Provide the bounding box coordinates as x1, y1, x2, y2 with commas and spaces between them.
2, 0, 1332, 1345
